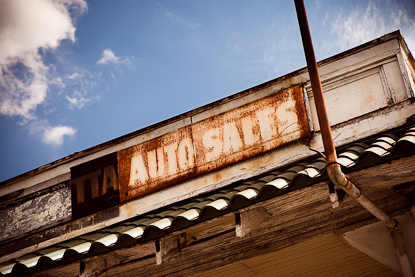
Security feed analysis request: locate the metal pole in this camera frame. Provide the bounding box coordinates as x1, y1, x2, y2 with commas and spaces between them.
294, 0, 337, 164
294, 1, 414, 275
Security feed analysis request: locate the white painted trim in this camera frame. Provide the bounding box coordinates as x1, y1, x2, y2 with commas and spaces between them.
2, 100, 414, 264
397, 42, 415, 99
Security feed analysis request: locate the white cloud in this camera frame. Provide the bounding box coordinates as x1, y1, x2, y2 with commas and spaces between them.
63, 70, 100, 109
42, 125, 77, 146
26, 118, 77, 147
157, 3, 201, 30
0, 0, 86, 144
97, 49, 134, 70
110, 72, 116, 80
65, 90, 91, 109
97, 49, 120, 65
0, 52, 48, 121
164, 10, 201, 30
328, 2, 415, 53
68, 72, 81, 80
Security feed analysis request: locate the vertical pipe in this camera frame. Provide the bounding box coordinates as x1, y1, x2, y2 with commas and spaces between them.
390, 228, 414, 277
294, 0, 337, 164
294, 1, 413, 275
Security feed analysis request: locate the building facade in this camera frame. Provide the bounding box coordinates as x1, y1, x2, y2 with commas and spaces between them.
0, 31, 415, 276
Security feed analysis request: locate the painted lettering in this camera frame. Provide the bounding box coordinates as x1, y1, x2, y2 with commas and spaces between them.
72, 175, 86, 204
87, 170, 100, 199
275, 99, 298, 134
178, 137, 194, 170
203, 127, 222, 162
128, 134, 195, 188
164, 142, 178, 175
71, 152, 119, 217
256, 106, 276, 141
130, 153, 148, 186
148, 148, 165, 178
223, 121, 243, 153
73, 166, 118, 204
102, 165, 118, 195
119, 85, 310, 202
240, 115, 260, 146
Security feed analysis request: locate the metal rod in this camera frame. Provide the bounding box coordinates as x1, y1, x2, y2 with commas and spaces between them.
294, 1, 413, 275
294, 0, 337, 164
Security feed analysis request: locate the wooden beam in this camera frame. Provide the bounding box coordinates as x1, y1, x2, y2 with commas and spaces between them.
8, 154, 415, 276
236, 207, 271, 238
34, 176, 411, 276
349, 155, 415, 188
79, 253, 125, 277
156, 233, 193, 265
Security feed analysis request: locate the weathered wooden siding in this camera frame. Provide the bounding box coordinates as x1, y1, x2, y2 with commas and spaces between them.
1, 32, 415, 262
0, 184, 71, 242
118, 85, 311, 203
1, 33, 410, 203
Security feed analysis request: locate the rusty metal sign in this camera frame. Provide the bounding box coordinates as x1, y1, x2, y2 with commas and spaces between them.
71, 153, 119, 218
118, 84, 310, 203
192, 85, 310, 173
118, 126, 196, 202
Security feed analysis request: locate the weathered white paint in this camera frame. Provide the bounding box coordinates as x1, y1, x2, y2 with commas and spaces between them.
401, 51, 415, 98
308, 67, 390, 131
2, 100, 415, 262
1, 34, 410, 200
397, 41, 415, 98
1, 33, 415, 262
343, 213, 415, 274
0, 118, 193, 198
192, 86, 308, 170
120, 86, 309, 202
0, 186, 71, 242
383, 61, 409, 103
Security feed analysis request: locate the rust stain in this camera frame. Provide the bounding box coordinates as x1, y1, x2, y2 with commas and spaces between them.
118, 126, 196, 203
117, 85, 310, 204
192, 84, 310, 175
1, 32, 400, 189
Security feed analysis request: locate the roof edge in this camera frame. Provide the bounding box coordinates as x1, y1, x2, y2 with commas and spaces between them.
0, 30, 404, 187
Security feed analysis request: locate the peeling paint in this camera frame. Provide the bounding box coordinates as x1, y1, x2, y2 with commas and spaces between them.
0, 186, 71, 242
193, 85, 310, 174
118, 127, 196, 202
118, 85, 310, 203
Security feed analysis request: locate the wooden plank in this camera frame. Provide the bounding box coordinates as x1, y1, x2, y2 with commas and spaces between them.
98, 256, 156, 277
3, 153, 414, 273
3, 124, 414, 266
0, 186, 71, 243
349, 155, 415, 188
32, 177, 409, 277
100, 178, 409, 276
235, 207, 271, 238
31, 262, 80, 277
156, 233, 192, 265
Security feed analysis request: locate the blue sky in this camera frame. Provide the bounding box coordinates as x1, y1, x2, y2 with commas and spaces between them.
0, 0, 414, 182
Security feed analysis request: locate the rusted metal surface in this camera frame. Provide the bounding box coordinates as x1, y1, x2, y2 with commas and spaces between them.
118, 85, 310, 203
295, 0, 337, 164
118, 126, 196, 202
71, 153, 120, 218
0, 32, 405, 197
192, 85, 311, 174
296, 4, 413, 274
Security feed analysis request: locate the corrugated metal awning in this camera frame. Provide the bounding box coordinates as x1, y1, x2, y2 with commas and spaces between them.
1, 117, 414, 276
